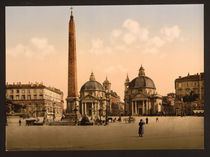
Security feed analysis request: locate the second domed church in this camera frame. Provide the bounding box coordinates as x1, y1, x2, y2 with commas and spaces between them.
124, 65, 162, 116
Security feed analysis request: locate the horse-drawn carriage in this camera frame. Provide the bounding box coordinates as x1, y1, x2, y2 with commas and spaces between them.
25, 118, 43, 126
123, 117, 135, 123
25, 119, 36, 126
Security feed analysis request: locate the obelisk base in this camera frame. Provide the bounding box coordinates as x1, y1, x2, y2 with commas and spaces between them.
64, 97, 80, 124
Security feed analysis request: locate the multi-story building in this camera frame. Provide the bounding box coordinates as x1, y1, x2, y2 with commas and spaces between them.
162, 93, 176, 115
6, 82, 64, 121
175, 73, 204, 115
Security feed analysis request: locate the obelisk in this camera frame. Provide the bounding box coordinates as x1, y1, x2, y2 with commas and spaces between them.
66, 8, 79, 116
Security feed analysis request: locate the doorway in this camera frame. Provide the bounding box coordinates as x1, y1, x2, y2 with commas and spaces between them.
138, 108, 142, 115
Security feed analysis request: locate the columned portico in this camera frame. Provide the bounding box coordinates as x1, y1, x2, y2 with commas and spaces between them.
130, 99, 153, 116
142, 100, 145, 115
132, 101, 134, 115
85, 102, 87, 115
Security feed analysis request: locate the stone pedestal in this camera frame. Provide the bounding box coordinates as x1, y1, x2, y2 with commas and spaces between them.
65, 97, 81, 123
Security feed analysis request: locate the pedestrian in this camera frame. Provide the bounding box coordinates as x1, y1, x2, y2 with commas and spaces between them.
146, 117, 148, 124
156, 117, 159, 122
138, 119, 145, 137
19, 119, 21, 126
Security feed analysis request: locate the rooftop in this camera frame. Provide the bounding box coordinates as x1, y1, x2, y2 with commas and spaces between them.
6, 82, 63, 94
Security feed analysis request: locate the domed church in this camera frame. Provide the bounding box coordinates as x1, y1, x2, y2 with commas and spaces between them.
124, 65, 162, 116
79, 72, 107, 120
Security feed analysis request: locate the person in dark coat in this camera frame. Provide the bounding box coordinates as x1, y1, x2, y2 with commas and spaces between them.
146, 117, 148, 124
19, 119, 21, 126
138, 119, 145, 137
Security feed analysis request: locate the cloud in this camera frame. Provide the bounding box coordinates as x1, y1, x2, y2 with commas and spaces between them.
89, 38, 111, 54
123, 19, 140, 34
123, 19, 149, 42
123, 33, 136, 45
160, 25, 181, 41
147, 36, 165, 48
7, 37, 55, 59
111, 29, 122, 38
88, 18, 182, 57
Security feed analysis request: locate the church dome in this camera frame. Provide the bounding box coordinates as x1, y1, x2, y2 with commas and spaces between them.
129, 65, 156, 89
129, 76, 156, 89
80, 72, 104, 92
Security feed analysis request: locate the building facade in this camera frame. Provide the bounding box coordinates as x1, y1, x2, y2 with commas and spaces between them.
79, 73, 107, 120
162, 93, 176, 115
6, 82, 64, 121
103, 77, 123, 116
175, 73, 204, 115
124, 65, 162, 116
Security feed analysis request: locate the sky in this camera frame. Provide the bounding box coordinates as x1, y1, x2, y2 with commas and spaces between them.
6, 5, 204, 103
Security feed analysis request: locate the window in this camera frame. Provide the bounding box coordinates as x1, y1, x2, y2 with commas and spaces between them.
178, 89, 182, 94
27, 95, 31, 100
9, 95, 13, 100
186, 88, 190, 94
16, 95, 19, 100
39, 94, 43, 99
21, 95, 25, 100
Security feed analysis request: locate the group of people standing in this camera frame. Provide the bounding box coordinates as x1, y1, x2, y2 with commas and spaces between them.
138, 117, 159, 137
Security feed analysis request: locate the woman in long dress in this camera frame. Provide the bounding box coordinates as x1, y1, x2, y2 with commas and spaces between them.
138, 119, 145, 137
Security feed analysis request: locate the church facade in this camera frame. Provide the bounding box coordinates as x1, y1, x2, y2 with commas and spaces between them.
79, 72, 107, 120
124, 66, 162, 116
79, 73, 122, 120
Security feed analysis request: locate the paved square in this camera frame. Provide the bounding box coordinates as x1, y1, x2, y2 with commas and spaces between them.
6, 116, 204, 150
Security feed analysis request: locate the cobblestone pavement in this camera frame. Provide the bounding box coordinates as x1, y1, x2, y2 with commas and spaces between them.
6, 116, 204, 150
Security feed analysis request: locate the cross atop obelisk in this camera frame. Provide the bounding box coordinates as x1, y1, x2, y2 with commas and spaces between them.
70, 7, 73, 16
